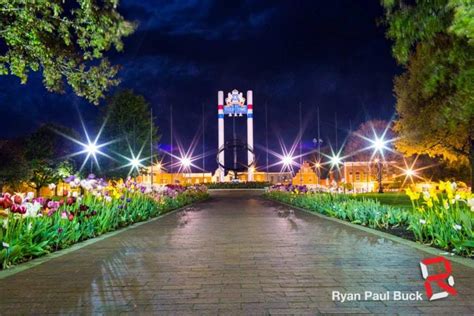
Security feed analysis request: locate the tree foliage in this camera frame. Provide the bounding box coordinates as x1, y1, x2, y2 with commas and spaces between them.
101, 90, 160, 179
381, 0, 474, 188
0, 140, 30, 191
24, 123, 79, 194
0, 0, 135, 104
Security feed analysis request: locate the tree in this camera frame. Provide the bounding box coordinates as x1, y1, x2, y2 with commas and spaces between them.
0, 140, 30, 192
24, 124, 79, 195
344, 120, 398, 162
381, 0, 474, 189
101, 90, 160, 179
0, 0, 134, 104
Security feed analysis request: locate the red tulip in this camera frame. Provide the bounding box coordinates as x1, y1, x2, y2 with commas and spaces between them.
68, 214, 74, 221
66, 197, 75, 206
13, 195, 22, 205
2, 197, 12, 209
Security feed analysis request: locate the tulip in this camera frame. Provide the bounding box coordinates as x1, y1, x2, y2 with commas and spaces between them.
66, 197, 75, 206
64, 175, 75, 183
13, 195, 22, 205
68, 214, 74, 221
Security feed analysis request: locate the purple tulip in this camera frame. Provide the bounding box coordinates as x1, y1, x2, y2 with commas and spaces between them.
64, 175, 75, 183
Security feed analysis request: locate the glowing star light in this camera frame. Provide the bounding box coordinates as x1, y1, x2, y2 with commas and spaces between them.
404, 168, 415, 177
330, 154, 342, 167
394, 155, 432, 187
180, 156, 191, 168
53, 115, 116, 172
282, 155, 294, 166
115, 142, 150, 176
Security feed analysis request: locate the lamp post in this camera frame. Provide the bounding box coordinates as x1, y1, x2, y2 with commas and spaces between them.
281, 154, 294, 181
180, 156, 191, 185
313, 137, 323, 184
375, 157, 383, 193
330, 154, 342, 190
85, 142, 98, 174
371, 136, 386, 194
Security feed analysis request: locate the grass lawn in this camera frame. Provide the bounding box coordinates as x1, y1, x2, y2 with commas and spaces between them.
349, 192, 413, 209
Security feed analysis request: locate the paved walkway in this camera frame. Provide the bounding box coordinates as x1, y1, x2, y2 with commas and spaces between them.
0, 190, 473, 314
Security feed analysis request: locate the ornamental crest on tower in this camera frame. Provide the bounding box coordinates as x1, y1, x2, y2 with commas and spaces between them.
225, 89, 245, 106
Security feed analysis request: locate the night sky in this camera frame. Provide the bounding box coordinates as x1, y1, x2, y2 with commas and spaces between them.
0, 0, 401, 172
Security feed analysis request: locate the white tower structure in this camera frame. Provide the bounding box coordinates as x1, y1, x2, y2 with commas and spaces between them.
217, 91, 225, 182
217, 89, 255, 182
247, 90, 254, 181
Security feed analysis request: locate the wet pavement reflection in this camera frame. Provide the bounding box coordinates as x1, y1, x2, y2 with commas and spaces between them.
0, 190, 473, 314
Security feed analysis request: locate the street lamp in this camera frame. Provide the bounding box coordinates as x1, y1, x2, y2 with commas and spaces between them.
282, 155, 293, 167
404, 168, 415, 177
84, 141, 99, 173
313, 137, 323, 183
375, 157, 383, 193
370, 136, 387, 194
130, 158, 140, 169
180, 156, 191, 168
329, 153, 343, 186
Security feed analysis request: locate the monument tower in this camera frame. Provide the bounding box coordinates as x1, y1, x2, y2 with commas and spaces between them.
217, 90, 254, 182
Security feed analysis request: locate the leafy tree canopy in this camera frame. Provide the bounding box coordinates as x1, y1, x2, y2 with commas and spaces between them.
0, 0, 135, 104
101, 89, 160, 179
0, 140, 30, 191
381, 0, 474, 188
24, 123, 80, 194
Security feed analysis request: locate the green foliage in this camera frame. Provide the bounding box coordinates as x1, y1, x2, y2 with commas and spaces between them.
0, 0, 135, 104
265, 188, 474, 257
266, 191, 409, 229
449, 0, 474, 44
23, 124, 80, 194
381, 0, 474, 188
0, 140, 30, 191
0, 190, 209, 269
205, 182, 271, 189
349, 192, 412, 209
101, 89, 160, 179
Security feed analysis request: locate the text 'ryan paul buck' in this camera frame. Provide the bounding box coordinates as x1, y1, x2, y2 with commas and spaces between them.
332, 291, 424, 303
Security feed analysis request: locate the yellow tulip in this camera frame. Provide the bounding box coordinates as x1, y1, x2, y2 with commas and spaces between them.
426, 199, 433, 208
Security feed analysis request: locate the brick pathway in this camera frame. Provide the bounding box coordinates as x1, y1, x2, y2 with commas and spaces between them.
0, 190, 473, 314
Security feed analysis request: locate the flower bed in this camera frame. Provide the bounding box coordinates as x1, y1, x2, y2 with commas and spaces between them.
0, 177, 209, 269
265, 182, 474, 257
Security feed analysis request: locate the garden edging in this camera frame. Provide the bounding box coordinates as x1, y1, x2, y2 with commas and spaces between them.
267, 197, 474, 269
0, 199, 206, 280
